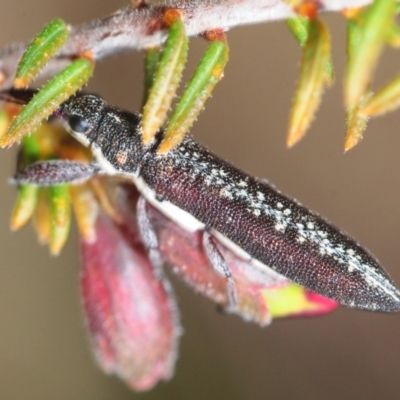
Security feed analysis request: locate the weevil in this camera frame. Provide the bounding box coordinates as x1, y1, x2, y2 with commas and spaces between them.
13, 93, 400, 313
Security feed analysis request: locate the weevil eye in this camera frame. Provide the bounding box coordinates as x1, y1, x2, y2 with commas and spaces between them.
68, 114, 90, 133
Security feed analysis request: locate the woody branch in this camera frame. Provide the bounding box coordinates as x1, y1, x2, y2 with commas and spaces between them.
0, 0, 372, 89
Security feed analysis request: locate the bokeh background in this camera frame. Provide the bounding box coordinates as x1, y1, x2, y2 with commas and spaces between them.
1, 2, 400, 399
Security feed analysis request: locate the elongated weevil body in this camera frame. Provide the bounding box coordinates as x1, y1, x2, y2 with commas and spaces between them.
15, 94, 400, 312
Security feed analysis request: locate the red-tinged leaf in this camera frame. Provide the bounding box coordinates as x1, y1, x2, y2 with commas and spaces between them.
261, 285, 338, 318
80, 213, 180, 391
149, 203, 337, 323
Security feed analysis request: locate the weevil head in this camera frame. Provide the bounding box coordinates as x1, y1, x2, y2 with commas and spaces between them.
58, 94, 107, 147
58, 94, 145, 176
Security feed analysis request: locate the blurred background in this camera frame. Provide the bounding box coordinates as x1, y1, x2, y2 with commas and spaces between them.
1, 1, 400, 399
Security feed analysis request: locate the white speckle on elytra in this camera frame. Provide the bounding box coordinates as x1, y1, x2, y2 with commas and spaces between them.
366, 276, 378, 287
156, 136, 400, 303
238, 189, 248, 198
220, 187, 233, 199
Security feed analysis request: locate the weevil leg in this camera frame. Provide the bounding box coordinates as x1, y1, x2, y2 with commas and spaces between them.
136, 195, 165, 281
11, 160, 100, 187
203, 231, 238, 310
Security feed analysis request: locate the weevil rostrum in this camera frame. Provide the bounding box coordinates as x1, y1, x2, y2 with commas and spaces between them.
14, 93, 400, 313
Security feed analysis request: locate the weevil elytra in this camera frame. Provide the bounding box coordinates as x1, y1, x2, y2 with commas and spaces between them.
13, 93, 400, 313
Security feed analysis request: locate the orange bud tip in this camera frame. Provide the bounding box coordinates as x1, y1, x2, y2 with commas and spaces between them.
79, 51, 95, 62
10, 222, 22, 232
204, 29, 227, 43
344, 136, 361, 152
286, 130, 305, 148
341, 7, 363, 19
157, 136, 181, 155
50, 248, 62, 257
294, 1, 319, 19
14, 77, 29, 89
163, 9, 183, 26
0, 136, 15, 148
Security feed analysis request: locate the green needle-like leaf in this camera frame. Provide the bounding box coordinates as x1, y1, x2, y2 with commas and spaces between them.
287, 16, 334, 86
1, 58, 94, 148
10, 184, 39, 231
345, 0, 396, 108
142, 47, 161, 107
22, 132, 41, 164
10, 133, 42, 230
345, 96, 370, 151
49, 184, 71, 255
287, 18, 331, 148
141, 14, 188, 144
0, 110, 10, 139
15, 19, 70, 88
361, 74, 400, 117
33, 189, 51, 245
70, 184, 98, 243
286, 17, 309, 47
159, 38, 229, 154
386, 22, 400, 47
